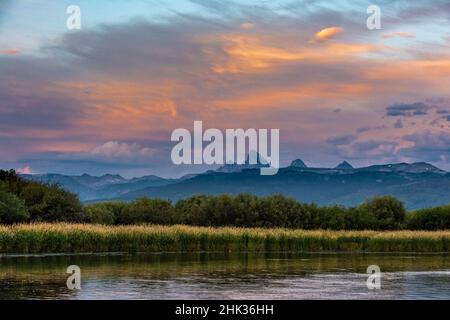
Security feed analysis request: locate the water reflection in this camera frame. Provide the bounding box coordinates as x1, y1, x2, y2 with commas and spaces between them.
1, 252, 449, 299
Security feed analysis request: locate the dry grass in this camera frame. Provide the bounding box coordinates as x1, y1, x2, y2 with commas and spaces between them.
1, 223, 449, 253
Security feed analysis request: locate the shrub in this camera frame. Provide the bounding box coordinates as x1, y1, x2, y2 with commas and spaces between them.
120, 198, 175, 225
359, 195, 406, 230
21, 183, 84, 222
231, 194, 261, 227
1, 170, 84, 222
0, 169, 26, 195
176, 194, 306, 228
175, 195, 214, 226
34, 185, 84, 222
342, 207, 377, 230
0, 182, 30, 224
256, 194, 300, 228
85, 202, 125, 225
20, 182, 48, 217
407, 205, 450, 230
312, 205, 345, 230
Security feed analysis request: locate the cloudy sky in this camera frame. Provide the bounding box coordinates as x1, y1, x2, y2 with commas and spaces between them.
1, 0, 450, 177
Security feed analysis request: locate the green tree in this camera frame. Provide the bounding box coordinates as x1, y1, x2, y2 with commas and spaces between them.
84, 202, 125, 225
0, 182, 30, 224
29, 185, 84, 222
175, 195, 212, 226
359, 195, 406, 230
121, 198, 175, 225
407, 205, 450, 230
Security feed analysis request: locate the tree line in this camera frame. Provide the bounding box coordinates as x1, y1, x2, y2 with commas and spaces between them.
1, 169, 450, 230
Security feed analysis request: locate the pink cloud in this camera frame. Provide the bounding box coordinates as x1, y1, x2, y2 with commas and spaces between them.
382, 32, 415, 39
16, 166, 33, 174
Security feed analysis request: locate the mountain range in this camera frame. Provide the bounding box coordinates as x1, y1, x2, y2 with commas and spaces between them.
20, 160, 450, 210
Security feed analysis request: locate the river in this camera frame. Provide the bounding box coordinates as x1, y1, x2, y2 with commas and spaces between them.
1, 252, 449, 299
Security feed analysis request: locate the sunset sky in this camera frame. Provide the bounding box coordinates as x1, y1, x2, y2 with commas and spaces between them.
1, 0, 450, 177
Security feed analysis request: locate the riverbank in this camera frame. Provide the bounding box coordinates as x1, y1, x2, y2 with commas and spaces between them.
1, 223, 450, 254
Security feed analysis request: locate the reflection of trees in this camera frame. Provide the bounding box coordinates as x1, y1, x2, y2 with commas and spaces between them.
0, 276, 76, 299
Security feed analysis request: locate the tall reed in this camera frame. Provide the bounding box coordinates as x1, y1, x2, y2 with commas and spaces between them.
0, 224, 449, 254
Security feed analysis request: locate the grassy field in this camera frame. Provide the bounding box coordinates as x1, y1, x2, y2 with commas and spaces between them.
1, 223, 450, 254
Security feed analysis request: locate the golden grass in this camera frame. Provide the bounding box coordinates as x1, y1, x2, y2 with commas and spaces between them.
1, 223, 450, 253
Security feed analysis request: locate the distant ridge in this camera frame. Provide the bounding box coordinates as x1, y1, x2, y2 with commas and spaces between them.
17, 160, 449, 209
20, 173, 176, 202
359, 162, 445, 174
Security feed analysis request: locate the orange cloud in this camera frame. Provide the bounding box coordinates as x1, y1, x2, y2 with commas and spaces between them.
53, 80, 183, 140
212, 82, 371, 110
312, 27, 344, 43
1, 49, 20, 55
382, 32, 415, 39
212, 34, 379, 73
364, 58, 450, 92
212, 35, 306, 73
34, 143, 93, 154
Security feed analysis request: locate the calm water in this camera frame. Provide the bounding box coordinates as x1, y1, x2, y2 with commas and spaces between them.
1, 252, 450, 300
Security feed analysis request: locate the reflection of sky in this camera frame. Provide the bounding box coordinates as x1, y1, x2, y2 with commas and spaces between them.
1, 0, 450, 177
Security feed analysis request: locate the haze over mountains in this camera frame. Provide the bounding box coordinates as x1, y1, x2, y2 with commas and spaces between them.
20, 160, 450, 210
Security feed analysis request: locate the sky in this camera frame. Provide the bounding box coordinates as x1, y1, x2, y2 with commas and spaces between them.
1, 0, 450, 178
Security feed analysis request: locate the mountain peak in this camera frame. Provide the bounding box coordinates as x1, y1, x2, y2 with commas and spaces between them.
335, 161, 353, 169
217, 151, 269, 173
290, 159, 307, 168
